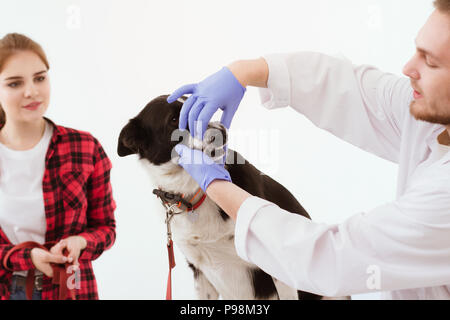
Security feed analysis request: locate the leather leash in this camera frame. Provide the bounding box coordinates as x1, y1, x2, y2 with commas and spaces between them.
165, 209, 176, 300
2, 241, 76, 300
153, 187, 207, 300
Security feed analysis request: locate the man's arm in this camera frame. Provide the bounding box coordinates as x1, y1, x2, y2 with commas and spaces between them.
227, 58, 269, 89
208, 174, 450, 297
206, 180, 252, 221
232, 52, 412, 163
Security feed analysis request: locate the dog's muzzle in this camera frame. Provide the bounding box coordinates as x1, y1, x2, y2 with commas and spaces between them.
182, 121, 228, 163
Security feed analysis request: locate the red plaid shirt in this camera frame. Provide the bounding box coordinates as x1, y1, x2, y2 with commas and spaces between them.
0, 118, 116, 300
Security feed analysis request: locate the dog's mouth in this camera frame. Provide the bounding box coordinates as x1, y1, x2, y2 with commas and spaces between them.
175, 121, 228, 163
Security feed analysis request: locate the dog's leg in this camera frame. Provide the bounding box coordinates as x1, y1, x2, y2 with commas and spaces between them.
321, 295, 351, 300
188, 262, 219, 300
195, 271, 220, 300
272, 277, 299, 300
272, 277, 350, 300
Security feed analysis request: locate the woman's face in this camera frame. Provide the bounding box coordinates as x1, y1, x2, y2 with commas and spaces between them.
0, 50, 50, 124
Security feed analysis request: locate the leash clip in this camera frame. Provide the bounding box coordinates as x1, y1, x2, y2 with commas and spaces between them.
164, 203, 178, 245
163, 204, 177, 301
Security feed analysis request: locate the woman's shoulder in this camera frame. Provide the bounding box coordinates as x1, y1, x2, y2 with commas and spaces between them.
49, 121, 112, 171
56, 124, 96, 141
47, 119, 98, 142
47, 119, 106, 155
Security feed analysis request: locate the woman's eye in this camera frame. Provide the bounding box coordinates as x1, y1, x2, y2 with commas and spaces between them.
7, 82, 20, 88
35, 76, 46, 82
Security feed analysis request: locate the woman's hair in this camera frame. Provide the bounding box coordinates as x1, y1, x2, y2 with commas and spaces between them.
0, 33, 50, 124
434, 0, 450, 13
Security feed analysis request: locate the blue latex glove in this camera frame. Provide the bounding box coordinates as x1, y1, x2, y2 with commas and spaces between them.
167, 67, 246, 140
174, 144, 231, 192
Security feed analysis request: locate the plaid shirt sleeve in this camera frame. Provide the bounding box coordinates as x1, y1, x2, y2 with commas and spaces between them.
78, 138, 116, 262
0, 245, 35, 271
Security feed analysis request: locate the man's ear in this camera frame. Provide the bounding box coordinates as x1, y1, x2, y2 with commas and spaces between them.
117, 118, 151, 157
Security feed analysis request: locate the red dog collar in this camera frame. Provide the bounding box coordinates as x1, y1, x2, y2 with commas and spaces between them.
153, 187, 207, 213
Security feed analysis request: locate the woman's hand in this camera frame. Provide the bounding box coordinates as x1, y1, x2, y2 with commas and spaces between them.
50, 236, 87, 268
30, 248, 69, 277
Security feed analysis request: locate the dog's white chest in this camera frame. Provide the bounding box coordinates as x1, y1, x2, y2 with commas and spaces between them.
167, 201, 262, 299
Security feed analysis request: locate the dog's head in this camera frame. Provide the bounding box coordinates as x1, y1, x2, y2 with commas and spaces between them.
118, 95, 228, 166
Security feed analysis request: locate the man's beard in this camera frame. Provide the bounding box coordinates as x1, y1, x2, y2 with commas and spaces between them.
410, 99, 450, 125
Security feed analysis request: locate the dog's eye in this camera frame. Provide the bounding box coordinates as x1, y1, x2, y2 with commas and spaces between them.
171, 117, 178, 123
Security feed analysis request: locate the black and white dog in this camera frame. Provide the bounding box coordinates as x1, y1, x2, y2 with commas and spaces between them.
118, 95, 342, 300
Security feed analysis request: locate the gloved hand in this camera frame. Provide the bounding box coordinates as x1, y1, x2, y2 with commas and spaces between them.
167, 67, 246, 140
174, 144, 231, 192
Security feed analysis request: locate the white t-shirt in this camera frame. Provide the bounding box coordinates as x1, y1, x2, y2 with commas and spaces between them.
0, 121, 53, 276
234, 52, 450, 300
435, 140, 450, 161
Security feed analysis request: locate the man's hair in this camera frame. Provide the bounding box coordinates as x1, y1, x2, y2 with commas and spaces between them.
434, 0, 450, 13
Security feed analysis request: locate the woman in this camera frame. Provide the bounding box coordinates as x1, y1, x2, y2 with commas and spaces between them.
0, 33, 116, 300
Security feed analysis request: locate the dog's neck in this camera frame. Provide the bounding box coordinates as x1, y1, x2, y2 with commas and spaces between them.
153, 187, 206, 214
139, 159, 199, 196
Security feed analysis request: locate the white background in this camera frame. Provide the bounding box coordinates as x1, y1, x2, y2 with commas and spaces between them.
0, 0, 435, 299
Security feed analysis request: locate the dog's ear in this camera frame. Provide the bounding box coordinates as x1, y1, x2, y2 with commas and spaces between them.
117, 118, 150, 157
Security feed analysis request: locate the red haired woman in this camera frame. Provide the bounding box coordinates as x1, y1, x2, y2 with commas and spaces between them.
0, 33, 116, 300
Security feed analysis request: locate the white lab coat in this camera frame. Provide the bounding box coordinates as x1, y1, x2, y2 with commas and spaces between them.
234, 52, 450, 299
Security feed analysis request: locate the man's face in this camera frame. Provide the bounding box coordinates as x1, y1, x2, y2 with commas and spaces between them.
403, 9, 450, 125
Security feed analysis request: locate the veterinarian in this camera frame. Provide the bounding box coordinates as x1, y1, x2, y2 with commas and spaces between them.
167, 1, 450, 299
0, 33, 116, 300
